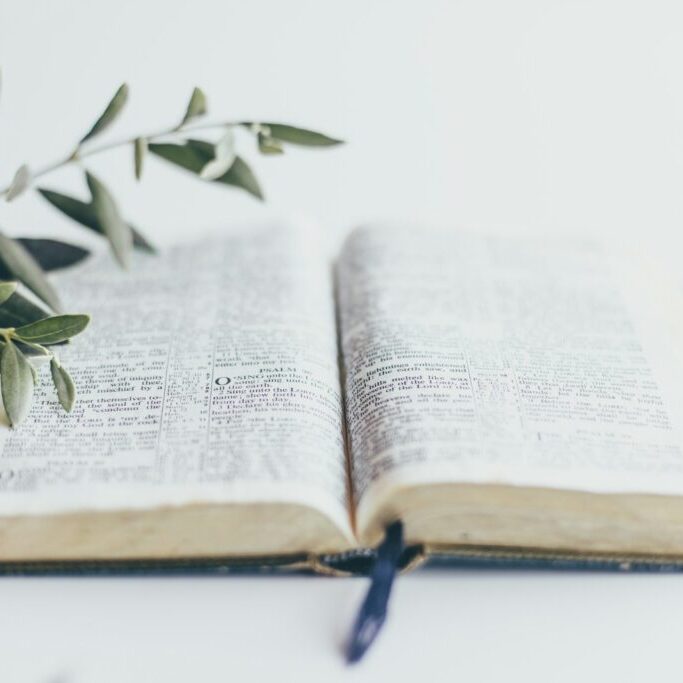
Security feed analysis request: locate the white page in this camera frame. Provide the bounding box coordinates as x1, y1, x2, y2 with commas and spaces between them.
336, 226, 683, 533
0, 223, 352, 540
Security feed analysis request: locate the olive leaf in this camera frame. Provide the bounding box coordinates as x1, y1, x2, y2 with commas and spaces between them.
0, 340, 34, 427
189, 139, 262, 198
180, 87, 207, 126
148, 140, 263, 199
134, 137, 147, 180
0, 231, 61, 311
248, 123, 343, 147
37, 188, 156, 253
85, 172, 133, 268
146, 141, 206, 173
29, 360, 38, 386
0, 282, 16, 306
8, 239, 90, 274
257, 132, 284, 155
199, 130, 236, 180
0, 81, 343, 426
218, 155, 263, 199
15, 339, 51, 357
0, 290, 51, 328
80, 83, 129, 144
15, 314, 90, 345
50, 358, 76, 412
5, 165, 31, 202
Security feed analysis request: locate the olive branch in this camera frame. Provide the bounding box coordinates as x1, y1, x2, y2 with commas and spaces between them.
0, 80, 343, 426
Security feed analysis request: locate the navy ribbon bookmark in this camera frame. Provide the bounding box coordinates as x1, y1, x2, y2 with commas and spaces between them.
346, 520, 404, 664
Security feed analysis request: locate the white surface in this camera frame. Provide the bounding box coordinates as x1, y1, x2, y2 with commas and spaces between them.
2, 1, 683, 680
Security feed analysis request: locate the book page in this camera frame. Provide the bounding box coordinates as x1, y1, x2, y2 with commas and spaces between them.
0, 223, 352, 541
336, 226, 683, 535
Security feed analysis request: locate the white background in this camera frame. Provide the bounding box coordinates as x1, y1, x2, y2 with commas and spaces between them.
2, 1, 683, 681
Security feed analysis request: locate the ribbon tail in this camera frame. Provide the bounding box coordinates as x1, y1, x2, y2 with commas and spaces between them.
346, 521, 404, 664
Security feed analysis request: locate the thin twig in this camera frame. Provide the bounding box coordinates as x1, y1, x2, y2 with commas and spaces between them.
0, 119, 243, 196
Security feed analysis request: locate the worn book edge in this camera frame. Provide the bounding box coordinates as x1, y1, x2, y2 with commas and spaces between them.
5, 541, 683, 576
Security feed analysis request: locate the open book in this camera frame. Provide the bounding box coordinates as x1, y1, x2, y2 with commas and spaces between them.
2, 223, 683, 568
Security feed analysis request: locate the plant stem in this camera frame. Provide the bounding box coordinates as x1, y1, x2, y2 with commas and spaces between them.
0, 119, 244, 197
0, 328, 49, 352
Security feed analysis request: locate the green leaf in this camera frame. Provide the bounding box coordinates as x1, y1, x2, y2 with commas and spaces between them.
85, 172, 133, 268
250, 123, 343, 147
15, 314, 90, 345
0, 231, 61, 311
5, 164, 31, 202
37, 188, 156, 253
257, 132, 284, 155
1, 341, 34, 427
0, 291, 51, 328
11, 239, 90, 274
188, 140, 262, 198
80, 83, 129, 144
219, 155, 263, 199
50, 358, 76, 412
147, 141, 206, 173
134, 137, 147, 180
199, 130, 236, 180
149, 141, 263, 199
180, 87, 207, 126
0, 282, 17, 306
14, 339, 50, 357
